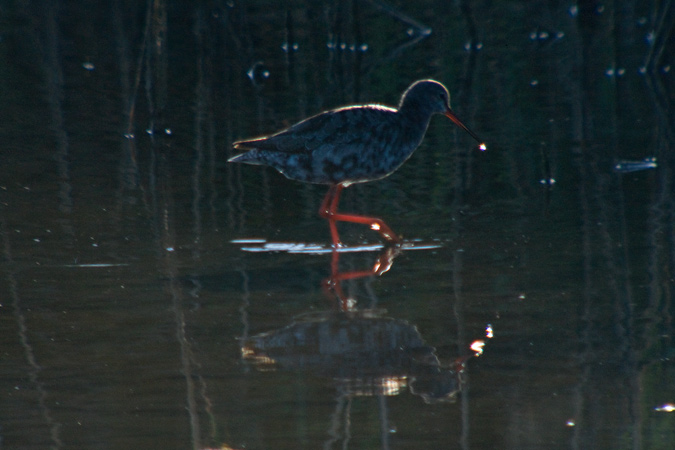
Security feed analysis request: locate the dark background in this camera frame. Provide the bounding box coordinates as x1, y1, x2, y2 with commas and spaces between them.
1, 1, 673, 448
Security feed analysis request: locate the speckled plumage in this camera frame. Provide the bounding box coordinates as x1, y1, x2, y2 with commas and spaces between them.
229, 80, 481, 186
229, 80, 484, 244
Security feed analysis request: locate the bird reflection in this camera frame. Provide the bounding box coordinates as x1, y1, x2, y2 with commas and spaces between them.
239, 244, 483, 404
241, 308, 463, 402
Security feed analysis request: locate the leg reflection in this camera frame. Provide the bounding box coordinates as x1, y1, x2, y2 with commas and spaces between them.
322, 245, 401, 311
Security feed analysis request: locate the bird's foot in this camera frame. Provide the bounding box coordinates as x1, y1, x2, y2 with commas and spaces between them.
330, 240, 344, 250
369, 220, 402, 245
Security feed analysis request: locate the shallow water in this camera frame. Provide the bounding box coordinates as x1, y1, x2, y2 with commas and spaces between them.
1, 1, 673, 449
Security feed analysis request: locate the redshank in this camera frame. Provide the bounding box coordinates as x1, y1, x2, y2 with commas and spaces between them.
229, 79, 486, 245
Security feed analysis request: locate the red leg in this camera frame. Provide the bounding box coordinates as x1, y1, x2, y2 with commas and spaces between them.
319, 184, 401, 244
319, 185, 342, 247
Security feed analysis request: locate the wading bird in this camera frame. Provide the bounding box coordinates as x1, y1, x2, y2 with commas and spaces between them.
229, 80, 486, 246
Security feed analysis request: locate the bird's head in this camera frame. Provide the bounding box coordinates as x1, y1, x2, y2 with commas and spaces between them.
401, 80, 486, 150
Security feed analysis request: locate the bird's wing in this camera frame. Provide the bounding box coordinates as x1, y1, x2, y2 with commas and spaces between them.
233, 106, 396, 154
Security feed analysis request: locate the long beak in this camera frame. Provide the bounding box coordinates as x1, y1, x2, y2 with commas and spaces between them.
445, 109, 487, 151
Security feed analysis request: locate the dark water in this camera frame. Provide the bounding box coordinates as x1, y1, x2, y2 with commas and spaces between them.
1, 1, 674, 449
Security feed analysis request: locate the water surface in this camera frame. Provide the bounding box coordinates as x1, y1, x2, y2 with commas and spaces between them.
1, 1, 673, 449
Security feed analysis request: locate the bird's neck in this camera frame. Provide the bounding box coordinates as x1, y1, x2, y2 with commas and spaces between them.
397, 102, 435, 135
399, 95, 437, 117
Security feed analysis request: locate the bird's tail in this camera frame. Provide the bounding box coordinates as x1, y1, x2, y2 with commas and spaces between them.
228, 150, 263, 164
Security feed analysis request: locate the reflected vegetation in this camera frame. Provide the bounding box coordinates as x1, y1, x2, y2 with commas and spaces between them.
613, 156, 658, 173
1, 0, 674, 449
